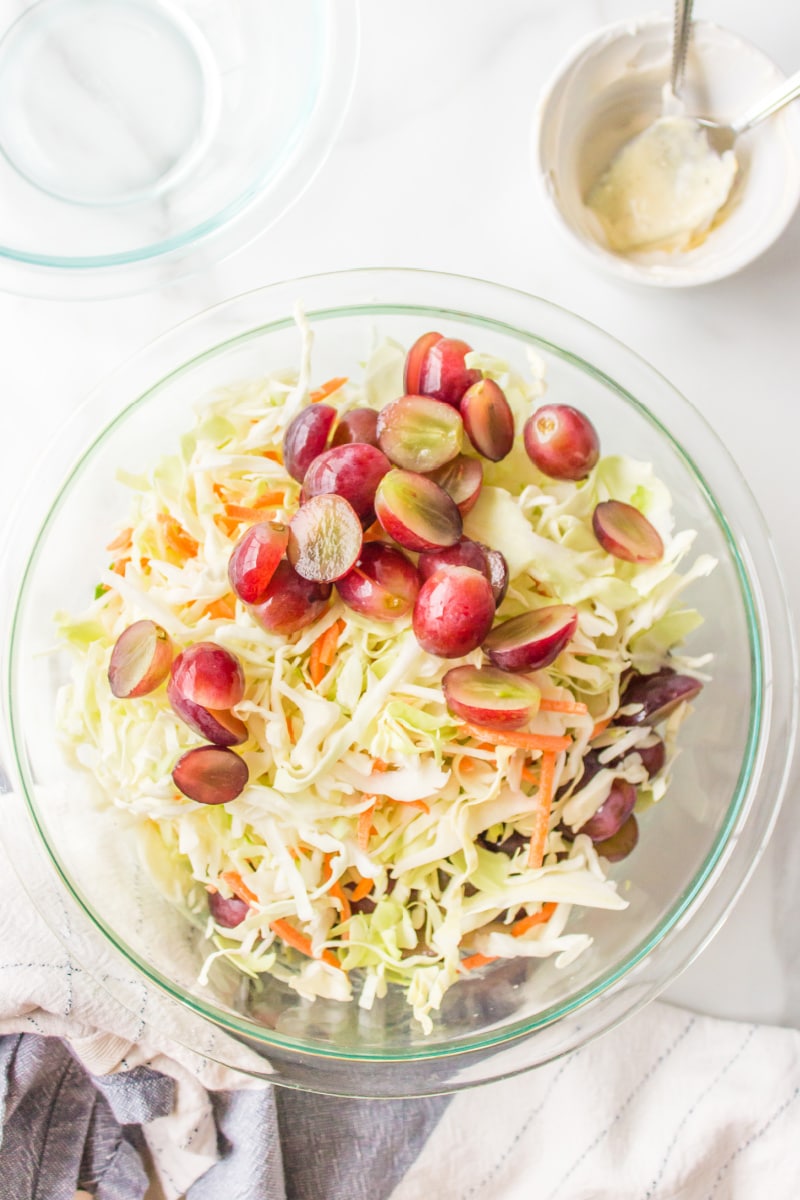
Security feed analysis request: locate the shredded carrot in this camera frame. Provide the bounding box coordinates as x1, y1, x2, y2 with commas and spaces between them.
350, 875, 374, 902
539, 698, 589, 716
106, 527, 132, 553
203, 593, 237, 621
220, 870, 259, 907
460, 953, 498, 972
223, 494, 285, 522
403, 799, 430, 814
372, 759, 389, 773
590, 717, 612, 740
110, 557, 129, 576
461, 723, 571, 755
205, 884, 218, 894
270, 919, 342, 970
255, 489, 288, 508
527, 752, 556, 869
309, 619, 344, 685
214, 515, 240, 538
520, 766, 540, 786
319, 618, 345, 666
362, 520, 385, 542
321, 853, 351, 928
158, 513, 199, 559
358, 802, 376, 851
511, 901, 558, 937
310, 376, 348, 403
261, 448, 283, 463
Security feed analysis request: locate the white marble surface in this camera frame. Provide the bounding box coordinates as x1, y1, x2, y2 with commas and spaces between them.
1, 0, 799, 1029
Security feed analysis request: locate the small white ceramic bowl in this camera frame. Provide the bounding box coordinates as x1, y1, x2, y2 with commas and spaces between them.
533, 18, 800, 287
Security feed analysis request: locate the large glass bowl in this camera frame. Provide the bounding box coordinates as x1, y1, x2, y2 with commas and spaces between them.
0, 0, 359, 298
0, 270, 795, 1097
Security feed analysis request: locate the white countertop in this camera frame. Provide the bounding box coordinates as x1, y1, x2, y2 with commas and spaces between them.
1, 0, 799, 1030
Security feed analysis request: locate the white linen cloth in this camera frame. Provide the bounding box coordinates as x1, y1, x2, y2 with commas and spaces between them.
1, 789, 799, 1199
392, 1005, 800, 1200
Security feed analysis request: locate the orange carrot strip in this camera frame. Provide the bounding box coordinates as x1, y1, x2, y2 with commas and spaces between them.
358, 802, 376, 851
460, 953, 498, 972
403, 799, 430, 814
319, 618, 345, 667
310, 376, 348, 403
309, 619, 344, 685
270, 918, 342, 970
214, 515, 240, 538
106, 527, 132, 553
223, 504, 270, 522
590, 717, 612, 740
158, 513, 199, 559
254, 490, 287, 508
322, 853, 351, 926
511, 901, 558, 937
203, 593, 237, 621
520, 766, 540, 786
528, 752, 556, 869
461, 724, 571, 754
539, 698, 589, 716
350, 876, 374, 902
220, 870, 259, 907
261, 449, 283, 463
111, 557, 129, 576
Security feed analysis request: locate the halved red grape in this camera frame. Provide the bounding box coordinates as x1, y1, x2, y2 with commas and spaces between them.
228, 521, 288, 605
592, 501, 663, 563
288, 493, 363, 582
331, 407, 379, 447
412, 567, 495, 658
376, 394, 463, 473
108, 620, 173, 698
405, 331, 443, 394
170, 642, 245, 710
172, 745, 249, 805
483, 604, 578, 671
578, 779, 637, 841
428, 454, 483, 515
167, 681, 248, 746
413, 336, 481, 408
598, 732, 666, 778
483, 547, 509, 605
209, 889, 250, 928
460, 379, 515, 462
616, 669, 702, 727
301, 443, 391, 526
636, 736, 666, 777
594, 814, 639, 862
250, 560, 331, 635
523, 404, 600, 481
418, 538, 489, 582
374, 470, 462, 551
282, 404, 337, 482
335, 542, 419, 621
443, 664, 540, 728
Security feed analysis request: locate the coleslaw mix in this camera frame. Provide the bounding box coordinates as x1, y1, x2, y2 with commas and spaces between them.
55, 322, 714, 1032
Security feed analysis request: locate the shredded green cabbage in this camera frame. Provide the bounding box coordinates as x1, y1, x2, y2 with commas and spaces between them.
55, 322, 712, 1033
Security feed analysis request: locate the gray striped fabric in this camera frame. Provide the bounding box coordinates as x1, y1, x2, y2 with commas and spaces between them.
0, 1033, 449, 1200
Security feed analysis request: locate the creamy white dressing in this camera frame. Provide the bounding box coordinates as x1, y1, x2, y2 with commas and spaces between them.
586, 115, 738, 253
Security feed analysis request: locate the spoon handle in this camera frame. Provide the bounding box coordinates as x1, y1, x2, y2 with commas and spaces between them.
670, 0, 695, 98
733, 68, 800, 135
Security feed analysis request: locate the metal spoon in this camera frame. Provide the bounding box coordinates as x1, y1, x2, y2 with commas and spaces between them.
670, 0, 695, 99
695, 68, 800, 154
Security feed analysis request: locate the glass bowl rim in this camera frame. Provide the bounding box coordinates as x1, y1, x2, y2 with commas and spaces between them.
3, 267, 789, 1065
